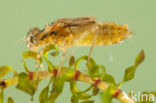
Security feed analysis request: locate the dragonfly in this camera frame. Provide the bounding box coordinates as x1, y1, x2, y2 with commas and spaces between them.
25, 16, 132, 76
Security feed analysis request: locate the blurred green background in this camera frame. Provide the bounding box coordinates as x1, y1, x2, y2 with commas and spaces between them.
0, 0, 156, 103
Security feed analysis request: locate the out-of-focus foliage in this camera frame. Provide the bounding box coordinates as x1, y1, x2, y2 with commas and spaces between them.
42, 44, 58, 72
100, 86, 114, 103
7, 97, 14, 103
0, 66, 16, 78
0, 89, 3, 103
0, 45, 155, 103
16, 72, 38, 100
119, 50, 145, 87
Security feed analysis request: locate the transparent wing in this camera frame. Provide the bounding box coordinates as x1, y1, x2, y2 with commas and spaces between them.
57, 16, 96, 25
56, 16, 97, 34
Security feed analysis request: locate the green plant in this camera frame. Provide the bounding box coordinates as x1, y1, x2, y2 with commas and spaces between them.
0, 44, 155, 103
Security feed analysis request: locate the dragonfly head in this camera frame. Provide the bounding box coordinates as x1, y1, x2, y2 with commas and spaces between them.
25, 27, 41, 51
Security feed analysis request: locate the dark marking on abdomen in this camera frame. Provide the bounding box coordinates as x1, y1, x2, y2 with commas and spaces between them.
41, 33, 48, 40
50, 31, 57, 35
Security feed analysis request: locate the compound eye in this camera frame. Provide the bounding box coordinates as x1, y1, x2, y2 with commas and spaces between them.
29, 36, 34, 43
26, 34, 34, 44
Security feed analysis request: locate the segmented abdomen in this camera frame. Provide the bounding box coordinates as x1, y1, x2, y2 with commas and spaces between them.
76, 22, 132, 46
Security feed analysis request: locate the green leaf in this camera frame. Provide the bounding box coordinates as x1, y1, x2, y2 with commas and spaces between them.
0, 65, 16, 79
70, 81, 92, 100
70, 81, 81, 94
74, 56, 96, 70
81, 100, 94, 103
92, 88, 99, 96
64, 69, 75, 81
52, 76, 65, 94
97, 65, 116, 85
39, 86, 49, 103
69, 56, 75, 67
48, 92, 59, 103
23, 60, 30, 72
50, 51, 59, 56
0, 66, 12, 79
120, 50, 145, 85
123, 66, 136, 82
100, 87, 113, 103
98, 65, 106, 77
74, 56, 99, 77
78, 92, 92, 100
135, 50, 145, 67
22, 51, 42, 64
101, 73, 116, 85
0, 89, 3, 103
43, 52, 53, 72
71, 95, 79, 103
47, 76, 65, 103
43, 44, 58, 72
22, 51, 42, 72
16, 73, 37, 97
88, 64, 100, 77
43, 44, 58, 54
7, 97, 14, 103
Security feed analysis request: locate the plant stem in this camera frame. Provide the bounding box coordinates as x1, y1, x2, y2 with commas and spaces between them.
0, 68, 135, 103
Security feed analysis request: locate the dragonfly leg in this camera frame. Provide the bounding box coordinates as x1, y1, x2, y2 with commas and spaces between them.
34, 49, 45, 80
56, 47, 66, 78
86, 25, 101, 67
86, 31, 98, 67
